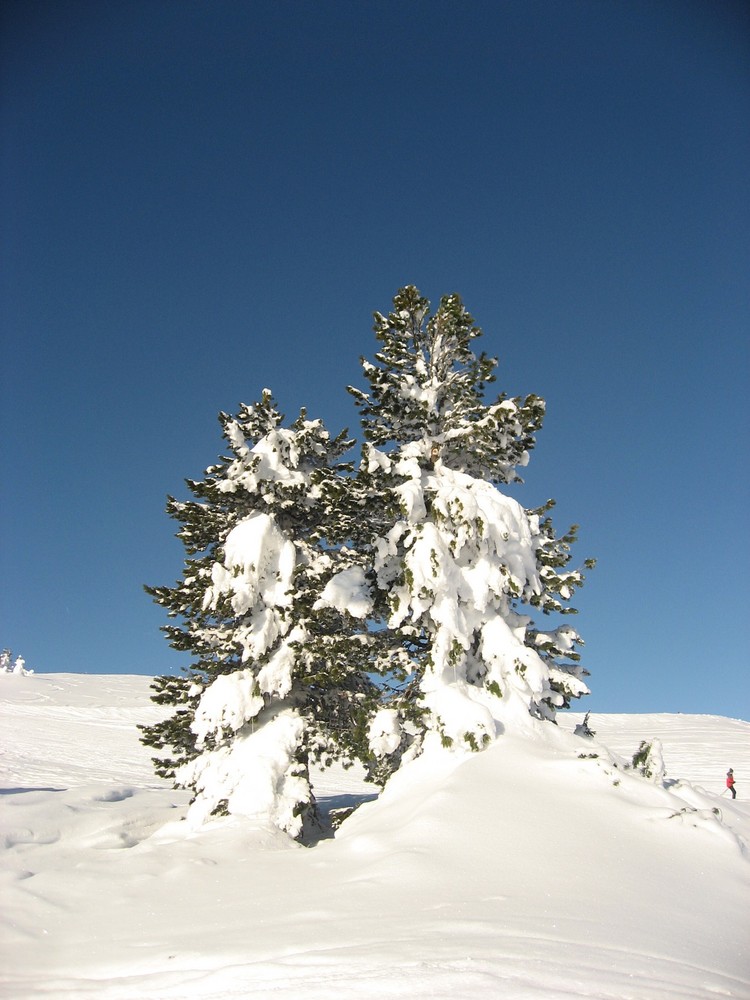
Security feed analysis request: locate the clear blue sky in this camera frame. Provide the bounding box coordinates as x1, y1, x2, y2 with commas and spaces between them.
2, 0, 748, 716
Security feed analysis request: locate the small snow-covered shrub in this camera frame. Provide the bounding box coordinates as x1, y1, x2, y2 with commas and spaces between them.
631, 739, 666, 784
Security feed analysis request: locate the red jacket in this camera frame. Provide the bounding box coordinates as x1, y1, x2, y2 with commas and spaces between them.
727, 773, 735, 788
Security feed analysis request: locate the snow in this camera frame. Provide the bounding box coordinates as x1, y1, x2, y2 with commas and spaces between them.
1, 672, 749, 999
176, 707, 308, 833
189, 669, 263, 744
202, 512, 296, 662
367, 707, 402, 758
219, 417, 324, 494
316, 565, 373, 619
204, 512, 296, 618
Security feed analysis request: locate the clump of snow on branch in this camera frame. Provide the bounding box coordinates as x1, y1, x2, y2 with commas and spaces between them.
256, 625, 307, 701
202, 513, 296, 662
177, 709, 308, 836
218, 404, 328, 496
368, 708, 402, 758
190, 669, 264, 745
315, 566, 373, 619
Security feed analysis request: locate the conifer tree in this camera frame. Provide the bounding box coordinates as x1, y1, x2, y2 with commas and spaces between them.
319, 286, 593, 771
144, 287, 594, 827
140, 391, 376, 838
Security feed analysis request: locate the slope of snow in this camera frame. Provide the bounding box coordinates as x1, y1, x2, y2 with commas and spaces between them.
564, 712, 749, 793
1, 673, 748, 999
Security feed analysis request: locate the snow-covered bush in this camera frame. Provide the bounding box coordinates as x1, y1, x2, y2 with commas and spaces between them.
574, 712, 596, 738
631, 739, 666, 783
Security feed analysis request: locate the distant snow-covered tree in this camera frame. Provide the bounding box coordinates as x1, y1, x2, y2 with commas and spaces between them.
140, 392, 377, 839
0, 649, 33, 674
326, 286, 593, 772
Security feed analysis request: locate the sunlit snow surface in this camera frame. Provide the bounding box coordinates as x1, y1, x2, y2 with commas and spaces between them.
1, 673, 748, 999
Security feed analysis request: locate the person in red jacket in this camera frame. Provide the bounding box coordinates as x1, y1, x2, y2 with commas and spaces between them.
726, 769, 736, 799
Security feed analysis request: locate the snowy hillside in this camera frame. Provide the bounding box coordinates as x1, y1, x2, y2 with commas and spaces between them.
1, 673, 748, 999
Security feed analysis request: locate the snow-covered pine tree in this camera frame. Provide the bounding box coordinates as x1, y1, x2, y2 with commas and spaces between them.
0, 649, 32, 674
140, 391, 377, 839
322, 286, 592, 770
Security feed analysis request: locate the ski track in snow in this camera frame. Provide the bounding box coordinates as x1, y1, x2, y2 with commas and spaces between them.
1, 674, 749, 1000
